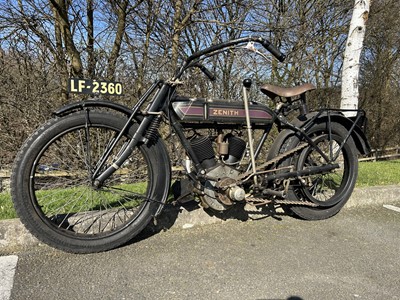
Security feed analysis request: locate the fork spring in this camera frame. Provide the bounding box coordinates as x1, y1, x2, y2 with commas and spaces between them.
145, 115, 162, 143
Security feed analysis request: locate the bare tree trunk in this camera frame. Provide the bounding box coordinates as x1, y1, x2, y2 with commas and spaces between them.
87, 0, 95, 77
341, 0, 371, 116
171, 0, 201, 71
106, 0, 145, 80
52, 4, 68, 102
106, 0, 129, 80
50, 0, 83, 77
171, 0, 184, 70
125, 0, 157, 98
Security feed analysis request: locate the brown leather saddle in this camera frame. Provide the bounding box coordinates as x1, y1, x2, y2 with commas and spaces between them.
260, 83, 316, 100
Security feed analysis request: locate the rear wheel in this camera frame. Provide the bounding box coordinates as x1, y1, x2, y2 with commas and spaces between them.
279, 122, 358, 220
11, 111, 170, 253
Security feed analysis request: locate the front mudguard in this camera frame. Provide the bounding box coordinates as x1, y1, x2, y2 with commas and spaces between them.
268, 111, 371, 160
53, 99, 134, 117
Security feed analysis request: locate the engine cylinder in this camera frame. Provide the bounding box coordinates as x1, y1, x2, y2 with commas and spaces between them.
190, 136, 216, 169
224, 135, 247, 164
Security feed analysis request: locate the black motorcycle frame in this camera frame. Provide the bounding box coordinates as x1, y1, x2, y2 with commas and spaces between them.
56, 36, 370, 202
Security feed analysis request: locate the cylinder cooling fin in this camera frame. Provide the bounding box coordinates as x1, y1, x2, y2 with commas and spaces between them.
224, 134, 247, 164
190, 135, 216, 169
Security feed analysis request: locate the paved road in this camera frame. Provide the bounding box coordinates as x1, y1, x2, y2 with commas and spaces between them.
3, 204, 400, 300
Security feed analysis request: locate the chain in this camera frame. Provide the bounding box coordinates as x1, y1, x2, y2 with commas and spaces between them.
237, 141, 310, 183
246, 197, 318, 207
238, 140, 320, 207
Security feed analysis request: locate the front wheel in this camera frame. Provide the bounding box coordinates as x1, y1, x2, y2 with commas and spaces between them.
11, 111, 170, 253
280, 122, 358, 220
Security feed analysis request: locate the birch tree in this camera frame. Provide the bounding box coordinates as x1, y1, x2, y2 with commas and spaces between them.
340, 0, 371, 116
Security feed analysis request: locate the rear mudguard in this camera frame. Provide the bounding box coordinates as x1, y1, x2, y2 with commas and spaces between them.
268, 111, 371, 160
53, 99, 133, 117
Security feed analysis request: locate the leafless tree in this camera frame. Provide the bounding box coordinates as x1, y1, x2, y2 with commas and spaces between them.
0, 0, 399, 166
359, 0, 400, 149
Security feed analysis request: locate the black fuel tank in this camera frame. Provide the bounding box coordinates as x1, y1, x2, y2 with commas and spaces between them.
171, 96, 275, 125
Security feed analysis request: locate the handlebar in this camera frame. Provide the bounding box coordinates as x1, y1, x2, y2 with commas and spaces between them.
187, 36, 285, 64
176, 36, 285, 80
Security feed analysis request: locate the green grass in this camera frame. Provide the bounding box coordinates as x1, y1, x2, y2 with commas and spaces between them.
0, 182, 148, 220
357, 159, 400, 187
1, 160, 400, 220
0, 192, 16, 219
35, 183, 147, 214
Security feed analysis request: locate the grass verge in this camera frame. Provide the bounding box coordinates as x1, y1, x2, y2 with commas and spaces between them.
357, 159, 400, 187
0, 192, 16, 219
1, 160, 399, 220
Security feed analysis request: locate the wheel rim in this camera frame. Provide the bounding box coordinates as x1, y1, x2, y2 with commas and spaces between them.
29, 123, 152, 239
296, 134, 350, 207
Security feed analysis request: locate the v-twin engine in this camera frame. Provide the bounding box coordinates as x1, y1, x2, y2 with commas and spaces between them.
190, 135, 247, 211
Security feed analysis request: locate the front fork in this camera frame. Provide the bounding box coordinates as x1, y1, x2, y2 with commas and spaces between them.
93, 82, 172, 187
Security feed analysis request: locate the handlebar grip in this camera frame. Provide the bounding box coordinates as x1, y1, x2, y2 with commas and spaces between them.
261, 39, 286, 62
198, 65, 216, 81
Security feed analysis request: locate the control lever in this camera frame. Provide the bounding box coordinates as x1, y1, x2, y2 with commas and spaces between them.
243, 78, 252, 89
242, 78, 257, 186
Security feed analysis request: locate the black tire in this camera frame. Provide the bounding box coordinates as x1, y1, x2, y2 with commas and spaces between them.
278, 121, 358, 220
11, 111, 170, 253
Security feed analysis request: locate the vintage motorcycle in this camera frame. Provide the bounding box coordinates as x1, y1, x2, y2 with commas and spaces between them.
11, 36, 370, 253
